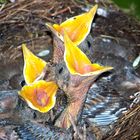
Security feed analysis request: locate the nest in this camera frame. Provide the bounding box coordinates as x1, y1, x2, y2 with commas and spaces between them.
0, 0, 140, 140
105, 105, 140, 140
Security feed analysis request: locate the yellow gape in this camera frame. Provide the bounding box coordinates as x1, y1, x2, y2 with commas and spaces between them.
19, 80, 58, 113
20, 44, 58, 113
46, 5, 98, 45
64, 31, 113, 76
22, 44, 47, 84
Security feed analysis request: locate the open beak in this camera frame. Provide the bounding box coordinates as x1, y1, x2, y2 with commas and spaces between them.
18, 80, 58, 113
46, 4, 98, 45
54, 32, 113, 129
22, 44, 47, 84
64, 31, 113, 76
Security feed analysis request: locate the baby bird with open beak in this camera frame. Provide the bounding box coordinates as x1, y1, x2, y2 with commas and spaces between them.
54, 32, 113, 128
19, 44, 58, 113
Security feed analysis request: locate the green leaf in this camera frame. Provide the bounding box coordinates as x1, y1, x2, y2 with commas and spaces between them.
112, 0, 140, 20
0, 0, 7, 4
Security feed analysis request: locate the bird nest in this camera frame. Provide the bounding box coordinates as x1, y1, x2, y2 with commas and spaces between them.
0, 0, 140, 140
105, 104, 140, 140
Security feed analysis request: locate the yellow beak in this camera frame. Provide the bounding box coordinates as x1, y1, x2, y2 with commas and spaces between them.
18, 80, 58, 113
64, 32, 113, 76
22, 44, 47, 84
46, 4, 98, 45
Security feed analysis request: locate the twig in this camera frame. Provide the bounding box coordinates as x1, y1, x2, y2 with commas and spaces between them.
50, 6, 73, 17
0, 4, 5, 12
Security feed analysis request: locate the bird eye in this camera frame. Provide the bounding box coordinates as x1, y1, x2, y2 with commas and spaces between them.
20, 80, 26, 87
59, 67, 63, 74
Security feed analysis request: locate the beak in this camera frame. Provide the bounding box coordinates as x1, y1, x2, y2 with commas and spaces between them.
22, 44, 47, 84
46, 4, 98, 45
46, 23, 64, 42
18, 80, 58, 113
64, 32, 113, 76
